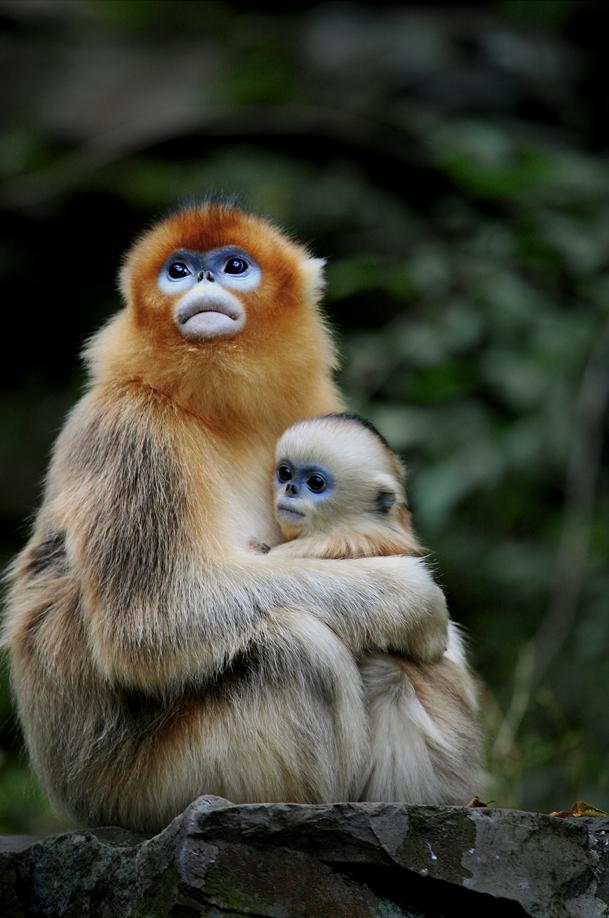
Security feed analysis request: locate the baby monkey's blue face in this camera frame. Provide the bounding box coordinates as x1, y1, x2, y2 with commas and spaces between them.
274, 459, 335, 528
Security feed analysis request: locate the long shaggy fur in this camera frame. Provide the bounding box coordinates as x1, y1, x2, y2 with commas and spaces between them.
4, 201, 450, 832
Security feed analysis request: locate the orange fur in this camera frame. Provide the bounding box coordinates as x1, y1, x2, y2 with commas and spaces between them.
86, 201, 341, 433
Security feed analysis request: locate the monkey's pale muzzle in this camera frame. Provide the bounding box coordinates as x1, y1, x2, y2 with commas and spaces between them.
174, 291, 245, 340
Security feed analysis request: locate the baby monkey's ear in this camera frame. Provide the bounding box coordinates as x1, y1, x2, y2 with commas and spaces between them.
372, 474, 400, 514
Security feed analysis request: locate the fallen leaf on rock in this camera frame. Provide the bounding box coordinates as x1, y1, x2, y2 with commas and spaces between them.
549, 800, 608, 818
571, 801, 608, 817
465, 795, 490, 808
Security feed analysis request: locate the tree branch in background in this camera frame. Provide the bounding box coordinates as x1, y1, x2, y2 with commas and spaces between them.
493, 311, 609, 761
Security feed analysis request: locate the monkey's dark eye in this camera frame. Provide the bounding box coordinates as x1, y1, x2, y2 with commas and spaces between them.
168, 262, 191, 280
306, 474, 327, 493
277, 464, 292, 483
224, 257, 248, 275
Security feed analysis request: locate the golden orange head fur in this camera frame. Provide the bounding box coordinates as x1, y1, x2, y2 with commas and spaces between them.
121, 199, 324, 349
85, 198, 341, 431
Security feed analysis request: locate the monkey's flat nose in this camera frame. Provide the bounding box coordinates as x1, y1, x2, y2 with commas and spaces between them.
198, 270, 215, 283
286, 483, 298, 496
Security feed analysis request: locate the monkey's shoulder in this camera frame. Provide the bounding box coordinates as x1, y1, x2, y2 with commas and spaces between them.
53, 381, 213, 483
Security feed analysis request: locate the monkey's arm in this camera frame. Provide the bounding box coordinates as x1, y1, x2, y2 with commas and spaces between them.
44, 389, 446, 689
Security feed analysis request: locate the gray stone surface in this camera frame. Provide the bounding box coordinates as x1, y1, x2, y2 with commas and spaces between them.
1, 797, 608, 916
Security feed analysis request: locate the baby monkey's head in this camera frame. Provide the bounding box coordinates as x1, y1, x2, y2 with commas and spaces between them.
274, 413, 407, 540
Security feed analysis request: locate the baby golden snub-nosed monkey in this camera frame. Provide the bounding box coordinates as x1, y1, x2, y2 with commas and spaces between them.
271, 413, 483, 805
3, 195, 449, 833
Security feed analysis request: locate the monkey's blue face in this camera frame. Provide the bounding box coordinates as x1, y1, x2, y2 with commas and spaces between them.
158, 247, 262, 340
274, 460, 334, 527
159, 247, 262, 293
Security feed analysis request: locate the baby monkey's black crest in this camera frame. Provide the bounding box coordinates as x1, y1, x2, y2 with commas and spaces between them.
320, 412, 394, 454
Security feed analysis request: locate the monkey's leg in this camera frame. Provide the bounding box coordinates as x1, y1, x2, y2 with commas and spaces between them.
358, 652, 482, 805
151, 609, 370, 813
9, 593, 369, 832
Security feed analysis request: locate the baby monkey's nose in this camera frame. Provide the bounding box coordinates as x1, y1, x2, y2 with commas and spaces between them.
286, 483, 299, 496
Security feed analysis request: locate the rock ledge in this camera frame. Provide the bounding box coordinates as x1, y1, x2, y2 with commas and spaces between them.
2, 797, 608, 916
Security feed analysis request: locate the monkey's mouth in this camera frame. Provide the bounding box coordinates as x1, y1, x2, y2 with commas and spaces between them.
174, 294, 246, 340
276, 503, 306, 519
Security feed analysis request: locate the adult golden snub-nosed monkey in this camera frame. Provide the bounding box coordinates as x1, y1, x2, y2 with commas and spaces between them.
4, 197, 448, 832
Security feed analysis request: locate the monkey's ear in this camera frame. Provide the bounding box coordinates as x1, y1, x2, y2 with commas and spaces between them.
118, 264, 131, 304
376, 491, 395, 513
372, 474, 400, 515
301, 256, 326, 303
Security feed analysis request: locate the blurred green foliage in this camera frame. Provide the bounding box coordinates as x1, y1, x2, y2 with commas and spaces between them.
1, 0, 608, 831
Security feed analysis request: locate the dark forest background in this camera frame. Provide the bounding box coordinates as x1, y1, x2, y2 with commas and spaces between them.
1, 0, 608, 832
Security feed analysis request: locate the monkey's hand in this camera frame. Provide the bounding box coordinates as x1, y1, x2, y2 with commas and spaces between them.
398, 618, 448, 663
358, 555, 448, 663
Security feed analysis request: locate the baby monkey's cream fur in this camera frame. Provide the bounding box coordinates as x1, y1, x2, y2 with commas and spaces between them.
271, 415, 482, 804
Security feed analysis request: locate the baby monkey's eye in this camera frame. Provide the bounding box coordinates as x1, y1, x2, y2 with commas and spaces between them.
168, 262, 191, 280
306, 474, 327, 493
224, 257, 248, 275
277, 464, 292, 483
